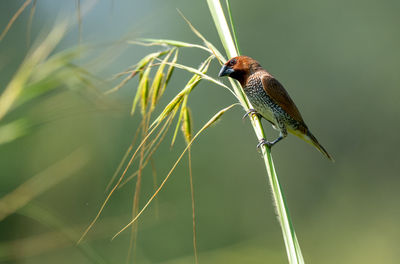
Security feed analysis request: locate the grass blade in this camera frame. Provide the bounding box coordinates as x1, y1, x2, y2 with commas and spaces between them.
0, 20, 68, 120
177, 10, 226, 64
136, 38, 211, 53
0, 119, 30, 145
162, 61, 236, 98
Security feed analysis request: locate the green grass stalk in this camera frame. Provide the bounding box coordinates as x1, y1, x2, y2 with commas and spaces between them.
225, 0, 240, 55
206, 0, 305, 263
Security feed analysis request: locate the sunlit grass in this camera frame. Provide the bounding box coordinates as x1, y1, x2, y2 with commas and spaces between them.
1, 1, 304, 263
0, 15, 102, 146
0, 6, 114, 262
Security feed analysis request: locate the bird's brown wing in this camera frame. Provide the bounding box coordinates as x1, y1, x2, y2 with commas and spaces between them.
261, 73, 305, 124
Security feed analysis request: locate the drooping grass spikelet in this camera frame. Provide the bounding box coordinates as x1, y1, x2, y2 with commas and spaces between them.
151, 92, 184, 128
181, 105, 192, 144
151, 49, 175, 109
131, 63, 151, 116
139, 68, 150, 116
160, 48, 179, 97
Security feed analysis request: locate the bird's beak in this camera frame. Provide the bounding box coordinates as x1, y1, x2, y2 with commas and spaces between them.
218, 65, 234, 77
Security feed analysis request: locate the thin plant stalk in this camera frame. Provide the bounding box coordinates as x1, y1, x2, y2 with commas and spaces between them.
27, 0, 37, 47
225, 0, 240, 54
188, 148, 198, 264
0, 0, 32, 42
206, 0, 305, 263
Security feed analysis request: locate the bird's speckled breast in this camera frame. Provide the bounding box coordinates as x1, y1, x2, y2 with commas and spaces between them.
243, 72, 302, 131
243, 72, 279, 124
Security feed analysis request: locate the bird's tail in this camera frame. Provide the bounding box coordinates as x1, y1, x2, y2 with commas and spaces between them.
290, 127, 334, 161
304, 130, 334, 161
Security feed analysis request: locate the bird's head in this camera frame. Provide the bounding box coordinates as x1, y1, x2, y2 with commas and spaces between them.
218, 56, 262, 85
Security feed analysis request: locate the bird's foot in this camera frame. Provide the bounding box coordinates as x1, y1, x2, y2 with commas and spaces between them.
257, 138, 274, 148
243, 108, 261, 120
257, 134, 285, 149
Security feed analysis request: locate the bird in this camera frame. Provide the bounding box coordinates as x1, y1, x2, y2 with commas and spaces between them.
218, 55, 333, 161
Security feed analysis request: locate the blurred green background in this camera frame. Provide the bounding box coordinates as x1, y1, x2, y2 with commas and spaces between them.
1, 0, 400, 263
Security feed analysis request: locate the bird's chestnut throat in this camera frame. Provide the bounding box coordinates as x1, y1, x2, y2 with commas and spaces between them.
229, 70, 249, 86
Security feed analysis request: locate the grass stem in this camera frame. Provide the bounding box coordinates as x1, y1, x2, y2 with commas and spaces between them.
206, 1, 305, 263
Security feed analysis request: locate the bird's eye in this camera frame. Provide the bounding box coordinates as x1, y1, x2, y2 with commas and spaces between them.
229, 59, 237, 66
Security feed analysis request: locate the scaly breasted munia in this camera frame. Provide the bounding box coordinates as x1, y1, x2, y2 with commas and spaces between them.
219, 55, 333, 161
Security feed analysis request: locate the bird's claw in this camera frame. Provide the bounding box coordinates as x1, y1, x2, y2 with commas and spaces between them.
243, 108, 260, 120
257, 138, 273, 148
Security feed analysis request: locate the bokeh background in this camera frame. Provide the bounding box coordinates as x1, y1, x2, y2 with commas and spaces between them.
1, 0, 400, 263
